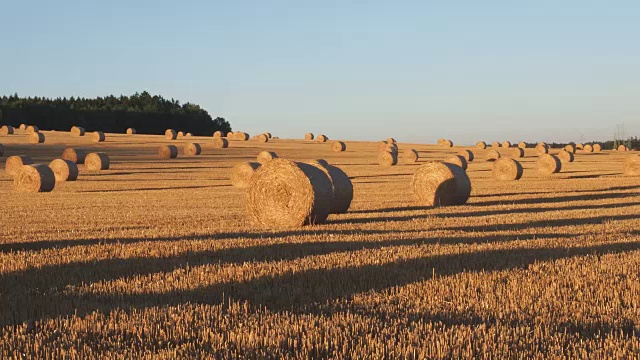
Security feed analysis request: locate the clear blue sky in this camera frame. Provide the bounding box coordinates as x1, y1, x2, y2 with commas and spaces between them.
1, 1, 638, 144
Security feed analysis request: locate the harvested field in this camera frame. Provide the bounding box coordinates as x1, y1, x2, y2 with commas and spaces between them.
0, 130, 639, 358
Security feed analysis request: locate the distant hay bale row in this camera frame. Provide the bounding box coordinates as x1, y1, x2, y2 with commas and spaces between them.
213, 138, 229, 148
62, 148, 87, 164
583, 144, 593, 153
486, 149, 501, 161
14, 164, 55, 193
26, 125, 39, 134
537, 154, 561, 175
126, 128, 136, 135
445, 155, 467, 170
594, 144, 602, 152
228, 132, 249, 141
6, 155, 34, 176
49, 159, 78, 182
29, 132, 45, 144
70, 126, 85, 136
257, 151, 278, 164
252, 134, 269, 142
411, 162, 471, 207
0, 125, 15, 135
184, 143, 202, 156
493, 157, 523, 181
19, 124, 27, 130
624, 155, 639, 176
576, 143, 583, 149
159, 145, 178, 159
246, 159, 333, 228
332, 141, 346, 152
86, 152, 110, 171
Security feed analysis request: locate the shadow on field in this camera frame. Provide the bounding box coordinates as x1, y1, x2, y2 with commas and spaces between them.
470, 191, 640, 207
470, 185, 640, 199
79, 185, 219, 193
2, 239, 639, 328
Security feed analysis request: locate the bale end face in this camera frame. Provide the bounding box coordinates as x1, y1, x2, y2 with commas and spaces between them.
518, 142, 527, 149
213, 131, 225, 138
29, 132, 45, 144
0, 125, 14, 135
61, 148, 87, 164
184, 143, 202, 156
257, 151, 278, 164
85, 152, 110, 171
126, 128, 136, 135
49, 159, 79, 182
304, 133, 314, 140
502, 141, 512, 148
316, 135, 328, 142
476, 141, 487, 149
486, 150, 501, 162
537, 154, 562, 175
159, 145, 178, 159
213, 138, 229, 148
5, 155, 34, 176
442, 140, 453, 147
230, 162, 261, 188
93, 131, 105, 142
411, 161, 471, 207
332, 141, 346, 152
378, 151, 398, 168
165, 129, 177, 140
445, 155, 468, 170
558, 150, 574, 163
14, 164, 55, 193
403, 149, 419, 163
70, 126, 85, 136
26, 125, 39, 134
307, 160, 353, 214
493, 157, 523, 181
511, 147, 524, 158
458, 149, 474, 162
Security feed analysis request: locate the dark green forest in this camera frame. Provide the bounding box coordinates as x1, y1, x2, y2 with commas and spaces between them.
0, 91, 231, 135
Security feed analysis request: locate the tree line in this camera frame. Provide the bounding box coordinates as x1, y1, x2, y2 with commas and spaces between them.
0, 91, 231, 135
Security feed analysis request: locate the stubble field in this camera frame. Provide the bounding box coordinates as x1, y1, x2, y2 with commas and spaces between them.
1, 131, 639, 359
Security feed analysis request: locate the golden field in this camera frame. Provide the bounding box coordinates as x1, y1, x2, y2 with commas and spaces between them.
0, 130, 639, 359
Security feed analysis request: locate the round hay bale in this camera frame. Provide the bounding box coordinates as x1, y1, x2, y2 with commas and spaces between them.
486, 149, 501, 161
213, 131, 225, 138
492, 141, 501, 149
0, 143, 3, 157
511, 147, 524, 158
564, 144, 575, 153
5, 155, 34, 176
445, 155, 468, 170
386, 137, 397, 144
14, 164, 55, 193
29, 132, 45, 144
411, 161, 471, 207
92, 131, 105, 143
308, 160, 353, 214
377, 141, 388, 151
332, 141, 346, 152
437, 138, 446, 145
264, 132, 272, 139
583, 144, 594, 153
165, 129, 177, 140
49, 159, 79, 182
19, 124, 27, 130
378, 151, 398, 168
403, 149, 419, 163
558, 149, 574, 163
177, 131, 185, 138
247, 159, 333, 228
537, 154, 561, 175
576, 143, 583, 149
236, 132, 250, 141
212, 138, 229, 148
257, 134, 269, 143
159, 145, 178, 159
305, 133, 314, 140
535, 143, 549, 155
316, 134, 328, 142
623, 155, 640, 176
184, 143, 202, 156
230, 162, 261, 188
226, 131, 235, 138
70, 126, 85, 136
442, 139, 453, 147
458, 149, 474, 162
85, 153, 110, 171
185, 133, 192, 137
476, 141, 487, 149
618, 144, 627, 152
493, 157, 523, 181
257, 151, 278, 164
502, 141, 512, 148
26, 125, 39, 134
382, 143, 399, 154
593, 143, 602, 152
518, 142, 527, 149
0, 125, 14, 135
126, 128, 136, 135
61, 148, 87, 164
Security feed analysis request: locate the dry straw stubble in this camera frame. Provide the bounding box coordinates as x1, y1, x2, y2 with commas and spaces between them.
411, 161, 471, 207
246, 158, 333, 228
14, 164, 55, 192
332, 141, 346, 152
159, 145, 178, 159
623, 155, 640, 176
49, 159, 79, 182
445, 155, 468, 170
403, 149, 419, 163
537, 154, 562, 175
493, 157, 523, 181
5, 155, 34, 176
85, 152, 110, 171
230, 162, 261, 188
184, 143, 202, 156
378, 151, 398, 167
257, 151, 278, 164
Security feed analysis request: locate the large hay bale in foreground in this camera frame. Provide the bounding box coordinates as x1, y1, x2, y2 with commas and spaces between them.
257, 151, 278, 164
564, 144, 575, 153
558, 150, 574, 163
442, 139, 453, 147
26, 125, 39, 134
70, 126, 85, 136
308, 160, 353, 214
537, 154, 561, 175
624, 155, 640, 176
230, 162, 261, 188
184, 143, 202, 156
492, 141, 501, 149
411, 162, 471, 207
476, 141, 487, 149
213, 138, 229, 148
583, 144, 594, 153
511, 147, 524, 158
19, 124, 27, 130
29, 132, 45, 144
165, 129, 177, 140
445, 155, 468, 170
159, 145, 178, 159
518, 142, 527, 149
332, 141, 346, 152
486, 149, 501, 162
316, 134, 328, 142
502, 141, 512, 148
14, 164, 55, 193
535, 143, 549, 155
593, 143, 602, 152
403, 149, 419, 163
305, 133, 314, 140
6, 155, 34, 176
213, 131, 225, 138
61, 148, 87, 164
0, 125, 14, 135
493, 157, 523, 181
85, 153, 110, 171
49, 159, 79, 182
459, 149, 474, 162
247, 159, 333, 228
92, 131, 105, 143
126, 128, 136, 135
378, 151, 398, 167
